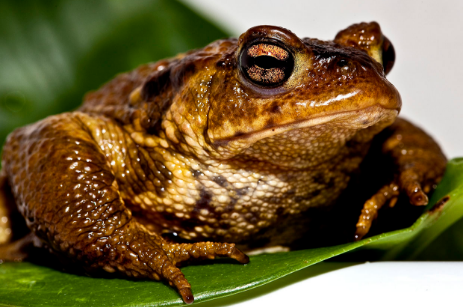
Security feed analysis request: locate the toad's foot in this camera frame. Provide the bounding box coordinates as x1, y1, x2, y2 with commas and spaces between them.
354, 118, 447, 240
112, 225, 249, 304
355, 171, 434, 240
161, 238, 249, 303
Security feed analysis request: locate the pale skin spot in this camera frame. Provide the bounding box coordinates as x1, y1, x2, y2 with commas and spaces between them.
163, 198, 173, 206
254, 191, 265, 198
200, 209, 209, 216
183, 197, 196, 205
217, 195, 230, 203
159, 139, 169, 148
172, 194, 183, 203
174, 204, 184, 211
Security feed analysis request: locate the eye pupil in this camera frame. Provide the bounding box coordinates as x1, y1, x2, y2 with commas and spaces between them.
254, 56, 285, 69
240, 42, 294, 86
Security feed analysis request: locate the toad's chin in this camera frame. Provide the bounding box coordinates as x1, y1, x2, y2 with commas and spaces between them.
212, 104, 398, 151
239, 105, 398, 169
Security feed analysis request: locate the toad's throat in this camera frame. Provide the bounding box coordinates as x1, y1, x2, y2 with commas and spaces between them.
212, 105, 399, 147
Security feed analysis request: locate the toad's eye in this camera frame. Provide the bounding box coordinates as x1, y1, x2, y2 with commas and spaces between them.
240, 43, 294, 86
382, 36, 395, 75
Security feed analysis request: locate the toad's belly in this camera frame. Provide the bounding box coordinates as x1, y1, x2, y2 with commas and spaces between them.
123, 147, 366, 246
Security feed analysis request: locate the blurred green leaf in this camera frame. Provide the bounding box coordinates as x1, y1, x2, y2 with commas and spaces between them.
0, 0, 229, 151
1, 159, 461, 306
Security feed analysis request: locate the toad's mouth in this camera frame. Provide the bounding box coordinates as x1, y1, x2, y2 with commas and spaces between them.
212, 104, 398, 148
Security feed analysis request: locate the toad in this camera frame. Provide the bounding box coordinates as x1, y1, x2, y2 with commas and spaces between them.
0, 22, 446, 303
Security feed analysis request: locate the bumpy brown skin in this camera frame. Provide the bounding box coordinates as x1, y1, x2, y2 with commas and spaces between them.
0, 22, 446, 303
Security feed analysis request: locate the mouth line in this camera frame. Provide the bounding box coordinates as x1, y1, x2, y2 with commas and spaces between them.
213, 104, 398, 146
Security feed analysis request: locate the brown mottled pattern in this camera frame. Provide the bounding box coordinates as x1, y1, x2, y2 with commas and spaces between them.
0, 23, 446, 303
334, 21, 383, 61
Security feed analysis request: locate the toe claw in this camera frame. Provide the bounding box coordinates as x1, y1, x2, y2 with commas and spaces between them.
179, 287, 194, 304
354, 226, 367, 241
409, 185, 428, 206
230, 247, 250, 264
411, 191, 428, 206
403, 181, 428, 206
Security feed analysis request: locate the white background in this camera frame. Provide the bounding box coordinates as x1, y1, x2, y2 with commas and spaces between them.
181, 1, 463, 306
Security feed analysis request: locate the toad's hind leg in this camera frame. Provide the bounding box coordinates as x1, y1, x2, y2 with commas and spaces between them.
1, 113, 248, 304
355, 118, 447, 240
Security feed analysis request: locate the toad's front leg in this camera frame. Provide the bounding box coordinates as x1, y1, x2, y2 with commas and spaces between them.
355, 118, 447, 239
1, 113, 248, 304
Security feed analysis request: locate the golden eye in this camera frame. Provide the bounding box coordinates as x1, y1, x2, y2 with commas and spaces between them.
240, 42, 294, 86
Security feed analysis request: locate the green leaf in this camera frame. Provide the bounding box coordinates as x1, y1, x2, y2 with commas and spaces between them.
1, 159, 462, 306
